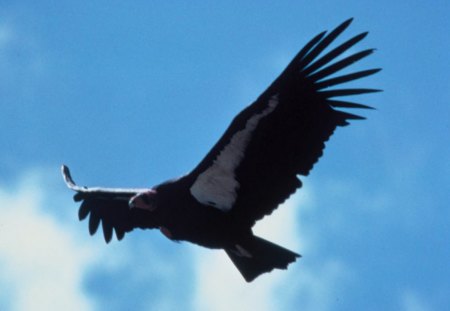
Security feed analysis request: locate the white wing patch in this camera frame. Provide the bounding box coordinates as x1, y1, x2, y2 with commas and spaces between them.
190, 95, 279, 211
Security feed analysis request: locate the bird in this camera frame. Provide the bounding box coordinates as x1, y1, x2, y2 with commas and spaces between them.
62, 18, 380, 282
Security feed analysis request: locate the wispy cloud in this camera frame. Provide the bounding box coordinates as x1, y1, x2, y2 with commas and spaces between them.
0, 169, 196, 311
0, 171, 101, 311
400, 289, 433, 311
192, 184, 352, 311
0, 23, 13, 47
0, 16, 47, 97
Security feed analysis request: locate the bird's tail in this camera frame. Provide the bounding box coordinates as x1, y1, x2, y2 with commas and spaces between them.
225, 235, 300, 282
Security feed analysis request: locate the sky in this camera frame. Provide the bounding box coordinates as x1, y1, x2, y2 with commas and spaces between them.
0, 1, 449, 310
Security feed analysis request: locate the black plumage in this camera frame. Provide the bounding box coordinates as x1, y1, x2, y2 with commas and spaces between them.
63, 19, 380, 282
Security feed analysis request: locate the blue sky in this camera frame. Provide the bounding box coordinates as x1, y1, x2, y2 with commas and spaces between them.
1, 1, 449, 310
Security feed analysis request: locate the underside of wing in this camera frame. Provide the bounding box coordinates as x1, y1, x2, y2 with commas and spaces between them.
62, 165, 157, 242
189, 19, 380, 226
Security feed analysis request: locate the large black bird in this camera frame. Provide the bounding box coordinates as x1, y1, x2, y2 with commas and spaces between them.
62, 19, 380, 282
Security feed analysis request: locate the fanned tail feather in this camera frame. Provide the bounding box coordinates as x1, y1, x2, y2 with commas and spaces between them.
226, 235, 300, 282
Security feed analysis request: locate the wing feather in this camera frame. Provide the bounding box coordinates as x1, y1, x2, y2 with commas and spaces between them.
188, 19, 380, 226
62, 165, 157, 242
309, 49, 376, 82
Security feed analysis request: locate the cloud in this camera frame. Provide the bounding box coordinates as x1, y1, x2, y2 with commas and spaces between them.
400, 290, 433, 311
0, 17, 47, 93
0, 169, 354, 311
0, 170, 102, 311
0, 23, 13, 47
192, 183, 352, 311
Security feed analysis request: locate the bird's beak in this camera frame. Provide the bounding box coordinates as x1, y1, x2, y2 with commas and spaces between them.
129, 190, 157, 211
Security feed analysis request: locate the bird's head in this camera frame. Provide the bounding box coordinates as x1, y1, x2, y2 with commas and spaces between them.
129, 189, 158, 211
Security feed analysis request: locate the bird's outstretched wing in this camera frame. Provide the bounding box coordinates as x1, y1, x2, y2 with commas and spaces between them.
188, 18, 380, 226
62, 165, 157, 242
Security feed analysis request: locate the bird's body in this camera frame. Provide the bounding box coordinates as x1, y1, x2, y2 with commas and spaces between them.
141, 176, 245, 249
63, 18, 380, 282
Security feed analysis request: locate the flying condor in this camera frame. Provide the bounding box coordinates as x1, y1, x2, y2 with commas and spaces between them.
62, 18, 380, 282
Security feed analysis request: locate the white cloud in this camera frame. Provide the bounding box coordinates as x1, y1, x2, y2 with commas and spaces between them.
0, 23, 13, 47
0, 171, 102, 311
192, 183, 352, 311
0, 169, 354, 311
400, 290, 433, 311
0, 18, 47, 90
